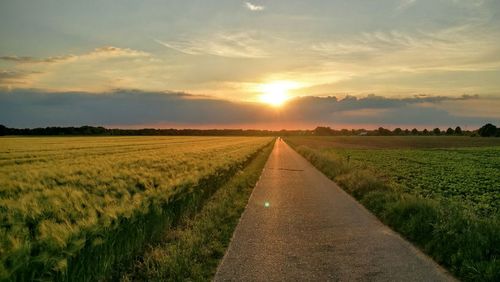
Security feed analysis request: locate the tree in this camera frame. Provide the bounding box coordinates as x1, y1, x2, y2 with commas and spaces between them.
422, 129, 429, 135
478, 123, 497, 137
455, 126, 462, 135
378, 127, 392, 136
411, 128, 419, 135
433, 128, 441, 135
0, 124, 7, 136
446, 127, 454, 135
393, 128, 403, 135
314, 126, 334, 136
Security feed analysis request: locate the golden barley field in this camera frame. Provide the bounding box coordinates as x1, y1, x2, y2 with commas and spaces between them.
0, 136, 273, 281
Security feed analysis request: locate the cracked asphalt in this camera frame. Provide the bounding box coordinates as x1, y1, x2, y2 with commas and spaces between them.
214, 139, 455, 281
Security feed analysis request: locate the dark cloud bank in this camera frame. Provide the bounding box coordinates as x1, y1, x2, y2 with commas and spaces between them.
0, 89, 497, 129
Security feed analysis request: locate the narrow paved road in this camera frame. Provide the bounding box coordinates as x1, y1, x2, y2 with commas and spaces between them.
215, 139, 454, 281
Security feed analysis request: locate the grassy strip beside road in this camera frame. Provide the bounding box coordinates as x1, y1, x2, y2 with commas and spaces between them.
286, 139, 500, 281
121, 142, 274, 281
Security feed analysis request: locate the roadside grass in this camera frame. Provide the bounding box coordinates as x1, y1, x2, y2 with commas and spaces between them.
120, 142, 274, 281
288, 142, 500, 281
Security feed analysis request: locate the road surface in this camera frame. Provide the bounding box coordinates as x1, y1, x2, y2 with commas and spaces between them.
215, 139, 454, 281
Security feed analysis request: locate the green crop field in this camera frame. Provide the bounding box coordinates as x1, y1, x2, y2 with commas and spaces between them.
0, 136, 273, 281
332, 147, 500, 216
286, 136, 500, 281
287, 136, 500, 216
288, 135, 500, 149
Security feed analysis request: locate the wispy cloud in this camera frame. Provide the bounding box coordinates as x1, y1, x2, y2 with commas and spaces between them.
451, 0, 485, 8
0, 70, 38, 86
0, 55, 72, 64
397, 0, 417, 11
244, 2, 265, 11
311, 42, 377, 57
309, 21, 500, 72
0, 70, 26, 80
155, 32, 268, 58
0, 46, 149, 65
0, 46, 155, 91
84, 46, 150, 59
154, 39, 198, 55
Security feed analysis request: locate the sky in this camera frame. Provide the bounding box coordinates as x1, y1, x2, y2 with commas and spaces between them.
1, 0, 500, 129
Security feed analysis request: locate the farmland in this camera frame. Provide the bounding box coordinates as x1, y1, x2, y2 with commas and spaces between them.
332, 147, 500, 216
288, 135, 500, 149
287, 136, 500, 216
0, 136, 273, 281
286, 136, 500, 281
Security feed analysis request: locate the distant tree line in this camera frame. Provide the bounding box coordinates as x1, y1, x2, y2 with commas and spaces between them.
0, 123, 498, 137
312, 124, 499, 137
0, 125, 281, 137
311, 126, 462, 136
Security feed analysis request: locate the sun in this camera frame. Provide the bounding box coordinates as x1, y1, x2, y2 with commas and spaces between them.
258, 81, 299, 107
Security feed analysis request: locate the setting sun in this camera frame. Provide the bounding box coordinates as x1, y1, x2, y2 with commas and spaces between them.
258, 81, 300, 107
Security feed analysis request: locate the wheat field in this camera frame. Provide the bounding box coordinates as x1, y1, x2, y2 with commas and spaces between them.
0, 136, 273, 281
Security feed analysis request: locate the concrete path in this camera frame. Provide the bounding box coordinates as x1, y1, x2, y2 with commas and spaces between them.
215, 139, 455, 281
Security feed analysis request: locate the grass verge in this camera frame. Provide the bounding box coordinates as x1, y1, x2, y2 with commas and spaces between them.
119, 142, 274, 281
287, 142, 500, 282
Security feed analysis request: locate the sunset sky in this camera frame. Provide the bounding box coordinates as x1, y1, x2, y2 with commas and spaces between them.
1, 0, 499, 129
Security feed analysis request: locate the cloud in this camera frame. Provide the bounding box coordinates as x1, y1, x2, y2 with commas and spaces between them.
283, 94, 498, 128
0, 70, 40, 86
0, 89, 271, 127
306, 20, 500, 92
397, 0, 417, 11
244, 2, 265, 11
451, 0, 486, 8
0, 55, 73, 64
311, 29, 458, 59
0, 47, 156, 91
83, 46, 150, 59
311, 42, 376, 56
154, 40, 199, 56
1, 0, 499, 101
0, 70, 27, 80
1, 89, 498, 129
155, 32, 268, 58
300, 25, 500, 96
1, 46, 149, 65
287, 94, 479, 113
